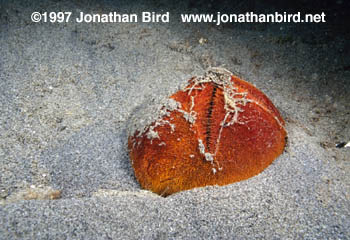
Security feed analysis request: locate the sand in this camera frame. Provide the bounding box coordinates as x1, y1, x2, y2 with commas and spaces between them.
0, 0, 349, 239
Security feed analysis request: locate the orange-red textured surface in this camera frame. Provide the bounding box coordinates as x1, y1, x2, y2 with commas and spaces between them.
128, 69, 286, 196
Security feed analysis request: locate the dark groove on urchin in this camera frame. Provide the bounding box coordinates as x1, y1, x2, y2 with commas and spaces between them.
206, 85, 217, 151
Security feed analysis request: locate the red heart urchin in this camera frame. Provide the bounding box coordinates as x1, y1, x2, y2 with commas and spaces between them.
128, 68, 287, 196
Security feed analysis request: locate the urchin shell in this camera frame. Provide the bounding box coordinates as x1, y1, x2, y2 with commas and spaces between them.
128, 67, 287, 196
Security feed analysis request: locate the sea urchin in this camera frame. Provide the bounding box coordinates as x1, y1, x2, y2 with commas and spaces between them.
128, 67, 287, 196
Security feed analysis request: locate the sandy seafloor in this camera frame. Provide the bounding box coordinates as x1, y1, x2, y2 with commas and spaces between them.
0, 0, 349, 239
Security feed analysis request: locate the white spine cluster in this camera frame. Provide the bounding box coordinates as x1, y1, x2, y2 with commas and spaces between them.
185, 67, 251, 172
